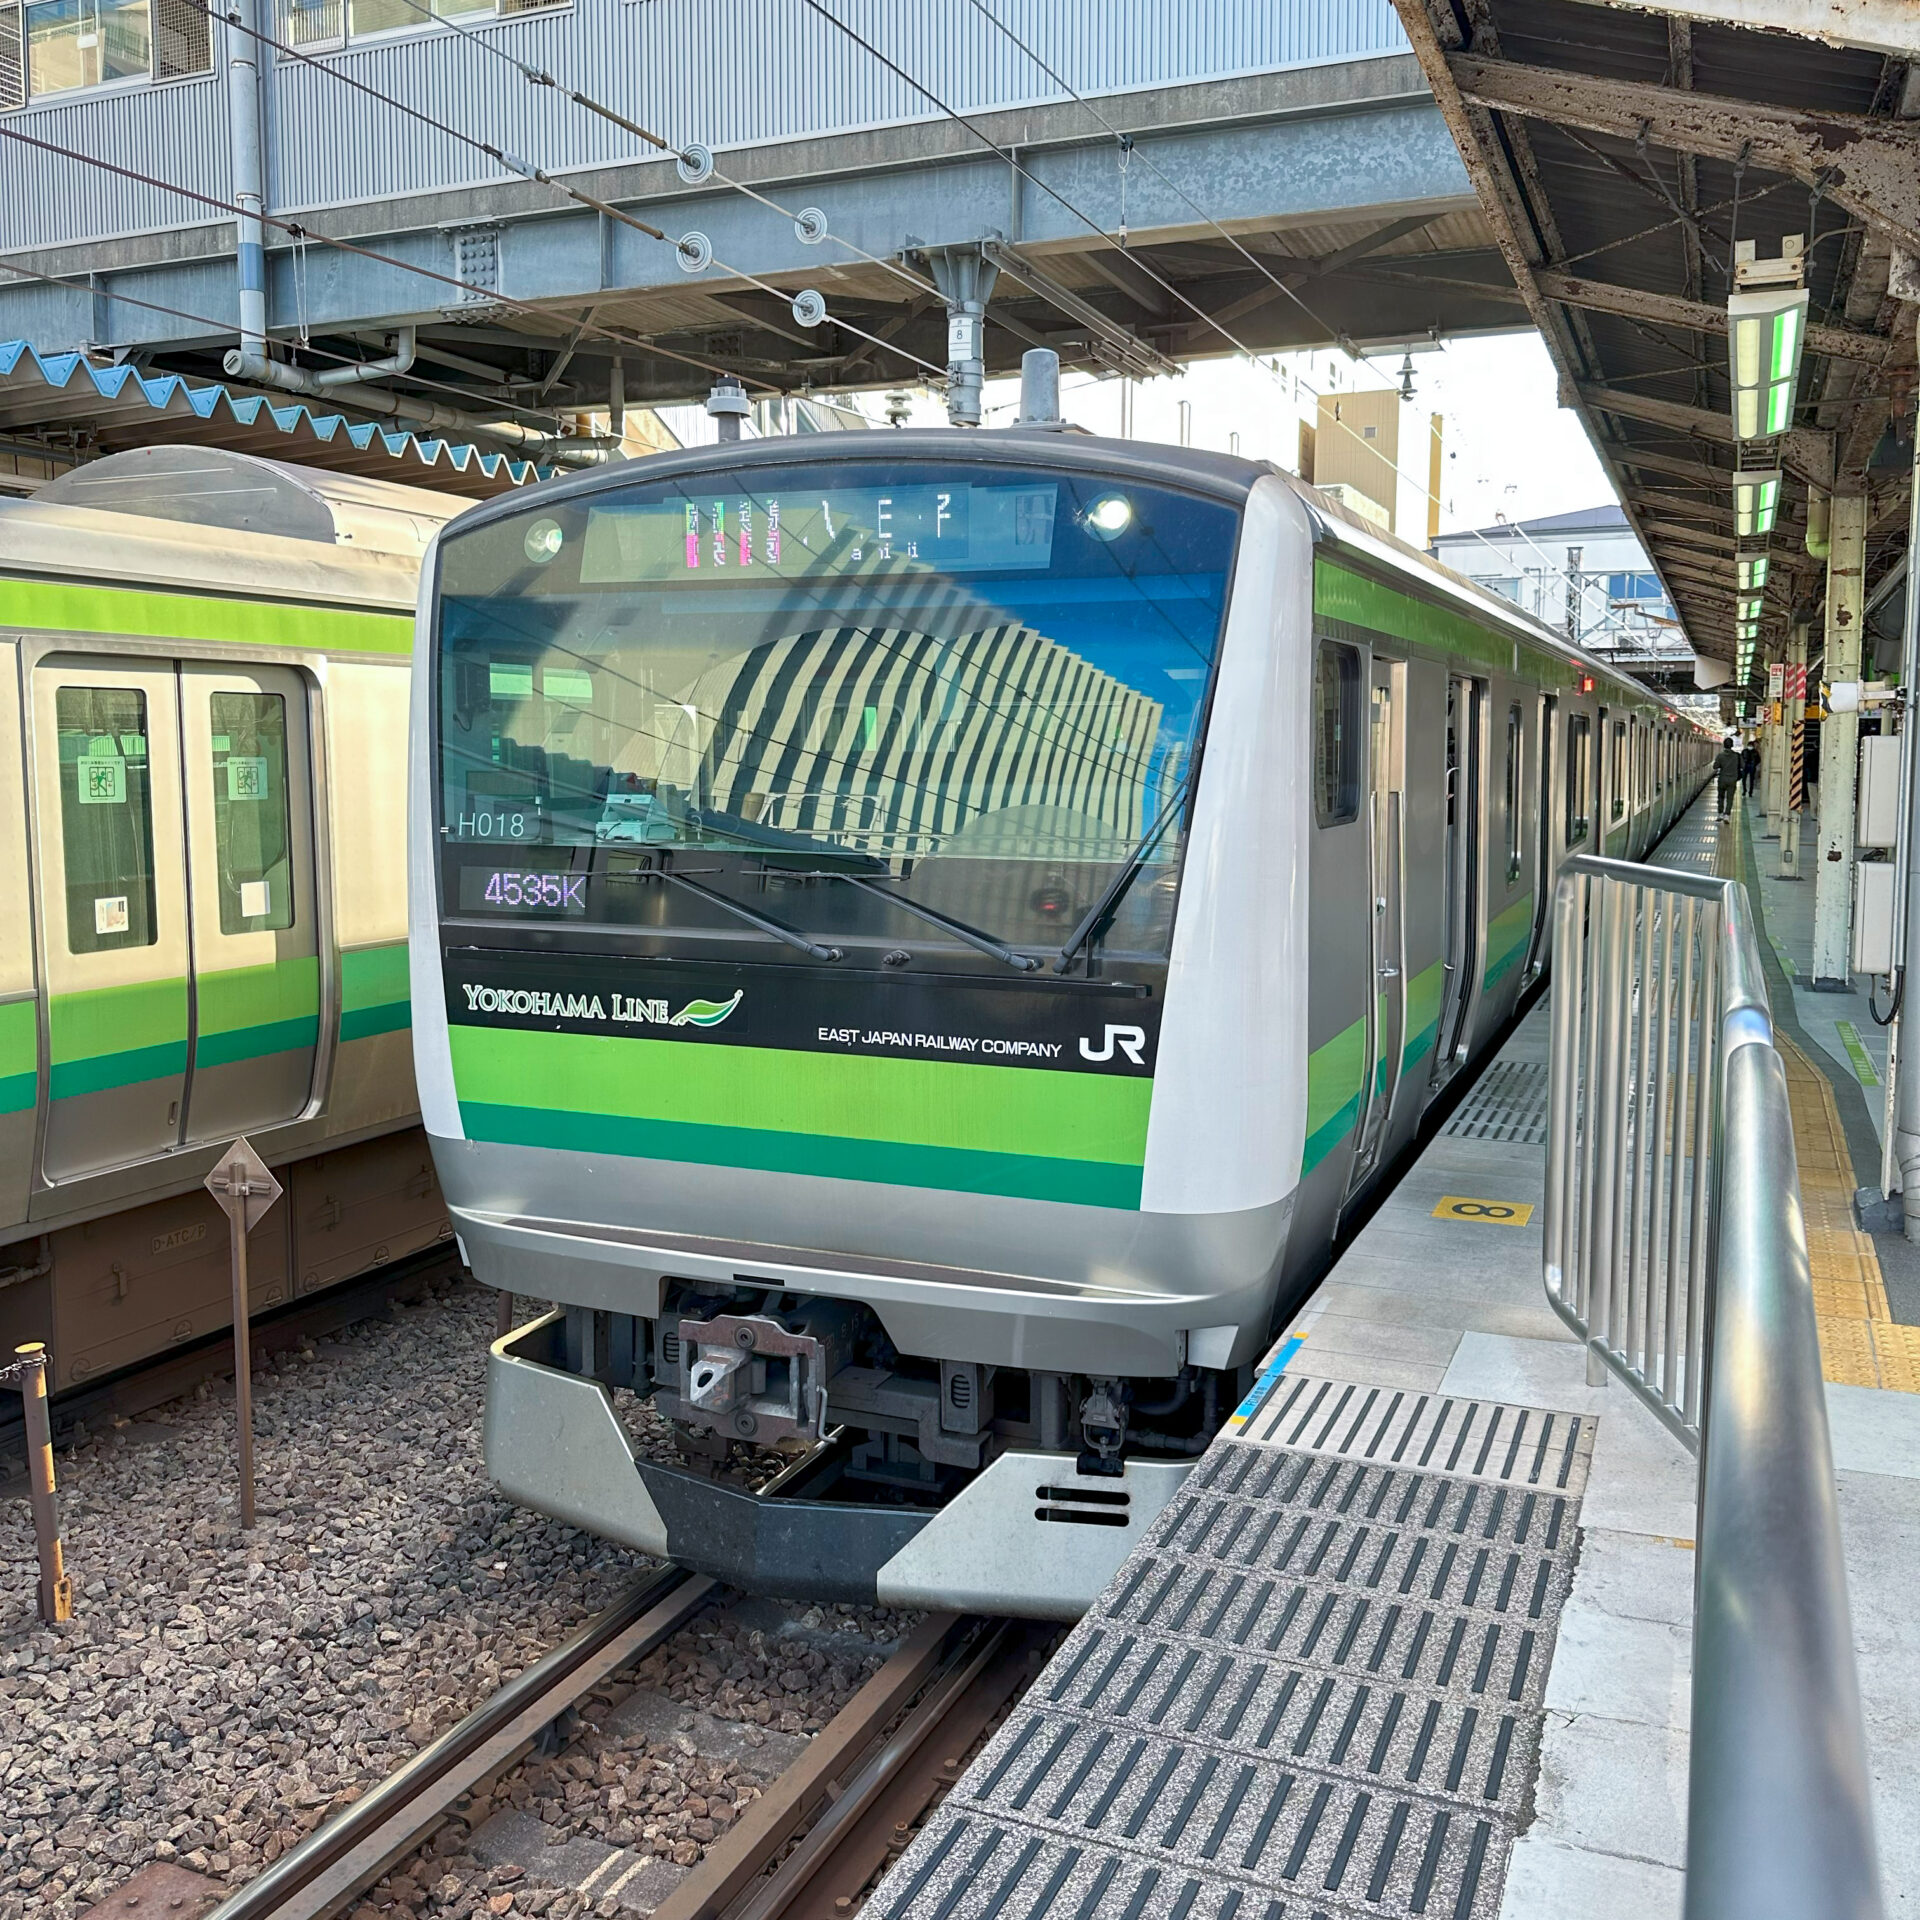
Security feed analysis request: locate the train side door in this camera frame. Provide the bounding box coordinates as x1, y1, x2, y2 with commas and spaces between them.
31, 658, 191, 1180
1346, 657, 1407, 1196
178, 663, 321, 1142
1434, 674, 1484, 1084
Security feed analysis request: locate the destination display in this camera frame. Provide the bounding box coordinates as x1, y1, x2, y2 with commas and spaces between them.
579, 481, 1058, 583
441, 946, 1160, 1078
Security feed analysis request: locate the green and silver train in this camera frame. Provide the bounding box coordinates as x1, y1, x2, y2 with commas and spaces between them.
0, 448, 467, 1391
412, 429, 1708, 1617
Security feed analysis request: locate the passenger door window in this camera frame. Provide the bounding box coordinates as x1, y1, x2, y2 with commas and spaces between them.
1504, 703, 1523, 885
1314, 640, 1362, 826
54, 684, 160, 954
1566, 715, 1591, 844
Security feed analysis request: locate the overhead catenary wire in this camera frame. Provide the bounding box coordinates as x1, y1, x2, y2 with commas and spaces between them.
373, 0, 945, 308
959, 0, 1674, 641
804, 0, 1647, 640
199, 0, 951, 386
0, 119, 778, 417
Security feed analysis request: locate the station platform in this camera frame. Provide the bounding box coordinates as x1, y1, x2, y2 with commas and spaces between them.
867, 794, 1920, 1920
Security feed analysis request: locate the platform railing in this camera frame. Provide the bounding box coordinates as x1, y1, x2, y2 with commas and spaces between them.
1542, 853, 1883, 1920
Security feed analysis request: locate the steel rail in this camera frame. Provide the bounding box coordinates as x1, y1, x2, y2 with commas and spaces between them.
205, 1567, 717, 1920
1541, 848, 1883, 1920
652, 1614, 1046, 1920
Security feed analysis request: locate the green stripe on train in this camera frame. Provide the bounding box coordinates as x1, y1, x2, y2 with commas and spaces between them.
341, 941, 411, 1041
194, 956, 321, 1069
48, 976, 188, 1098
0, 998, 36, 1114
1302, 1015, 1366, 1176
1482, 894, 1535, 992
449, 1024, 1151, 1207
1315, 562, 1579, 684
0, 576, 410, 656
1402, 960, 1444, 1069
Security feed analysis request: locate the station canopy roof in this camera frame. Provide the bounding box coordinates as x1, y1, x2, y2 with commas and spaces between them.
1391, 0, 1920, 670
0, 339, 543, 497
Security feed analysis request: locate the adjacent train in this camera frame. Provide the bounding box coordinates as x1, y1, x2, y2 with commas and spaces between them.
0, 448, 467, 1393
412, 429, 1710, 1617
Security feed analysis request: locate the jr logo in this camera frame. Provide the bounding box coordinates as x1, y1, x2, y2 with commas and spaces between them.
1079, 1025, 1147, 1066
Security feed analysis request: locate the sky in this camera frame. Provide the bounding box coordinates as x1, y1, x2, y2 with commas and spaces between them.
866, 328, 1620, 540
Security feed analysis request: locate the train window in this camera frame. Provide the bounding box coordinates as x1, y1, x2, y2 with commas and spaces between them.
54, 685, 158, 954
1610, 722, 1628, 821
208, 693, 295, 933
1313, 641, 1362, 826
434, 458, 1239, 959
1504, 703, 1523, 884
1566, 715, 1592, 844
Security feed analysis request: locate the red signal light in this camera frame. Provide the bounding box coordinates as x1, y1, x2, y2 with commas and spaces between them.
1576, 673, 1595, 695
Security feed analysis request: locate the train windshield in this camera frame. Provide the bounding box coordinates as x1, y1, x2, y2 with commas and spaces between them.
434, 458, 1237, 962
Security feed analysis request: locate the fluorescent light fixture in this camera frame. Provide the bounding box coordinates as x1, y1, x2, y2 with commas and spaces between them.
1734, 469, 1782, 538
1728, 286, 1809, 441
1738, 554, 1770, 592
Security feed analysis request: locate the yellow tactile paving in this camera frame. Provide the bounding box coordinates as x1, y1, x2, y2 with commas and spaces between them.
1776, 1028, 1916, 1391
1872, 1321, 1920, 1393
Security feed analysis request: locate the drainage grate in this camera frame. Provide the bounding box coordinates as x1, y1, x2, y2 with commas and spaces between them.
1442, 1061, 1550, 1146
871, 1376, 1589, 1920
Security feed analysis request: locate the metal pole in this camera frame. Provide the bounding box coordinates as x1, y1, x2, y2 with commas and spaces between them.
1783, 620, 1809, 879
1812, 493, 1869, 985
11, 1344, 72, 1624
207, 1139, 280, 1529
228, 1154, 257, 1530
226, 0, 268, 367
1890, 316, 1920, 1234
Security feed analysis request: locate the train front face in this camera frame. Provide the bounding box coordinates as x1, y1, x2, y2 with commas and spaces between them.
412, 434, 1316, 1612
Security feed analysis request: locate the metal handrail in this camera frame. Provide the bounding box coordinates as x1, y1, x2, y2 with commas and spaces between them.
1542, 853, 1883, 1920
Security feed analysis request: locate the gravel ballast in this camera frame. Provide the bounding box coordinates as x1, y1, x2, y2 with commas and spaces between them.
0, 1281, 920, 1918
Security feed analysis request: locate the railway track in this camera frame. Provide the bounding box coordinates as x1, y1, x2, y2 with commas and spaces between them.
182, 1578, 1047, 1920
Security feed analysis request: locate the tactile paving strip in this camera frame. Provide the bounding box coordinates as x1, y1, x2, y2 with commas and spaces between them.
870, 1376, 1591, 1920
1440, 1060, 1550, 1146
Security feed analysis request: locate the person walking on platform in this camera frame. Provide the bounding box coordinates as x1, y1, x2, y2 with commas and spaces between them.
1742, 739, 1760, 796
1715, 735, 1743, 818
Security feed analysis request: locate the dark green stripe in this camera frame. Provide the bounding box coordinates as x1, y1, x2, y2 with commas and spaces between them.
340, 942, 410, 1041
341, 1002, 411, 1042
459, 1100, 1144, 1209
1402, 1019, 1438, 1068
195, 1015, 320, 1069
0, 1069, 34, 1115
50, 1039, 188, 1099
1301, 1094, 1361, 1177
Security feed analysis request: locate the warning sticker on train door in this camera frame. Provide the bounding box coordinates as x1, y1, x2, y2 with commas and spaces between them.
1433, 1195, 1535, 1224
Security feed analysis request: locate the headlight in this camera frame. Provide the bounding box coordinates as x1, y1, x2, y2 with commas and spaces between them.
1085, 494, 1133, 539
524, 518, 565, 564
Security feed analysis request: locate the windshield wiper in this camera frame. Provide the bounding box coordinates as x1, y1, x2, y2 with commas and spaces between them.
631, 868, 843, 963
782, 871, 1040, 973
1053, 778, 1191, 975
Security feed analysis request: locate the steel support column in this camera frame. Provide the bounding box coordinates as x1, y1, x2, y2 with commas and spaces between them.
1763, 679, 1786, 838
1889, 314, 1920, 1238
1783, 621, 1809, 881
1812, 495, 1869, 986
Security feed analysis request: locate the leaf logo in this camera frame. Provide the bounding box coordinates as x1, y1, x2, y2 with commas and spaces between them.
670, 990, 744, 1029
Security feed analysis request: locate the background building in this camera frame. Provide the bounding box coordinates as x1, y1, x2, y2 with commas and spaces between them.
1431, 503, 1690, 661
